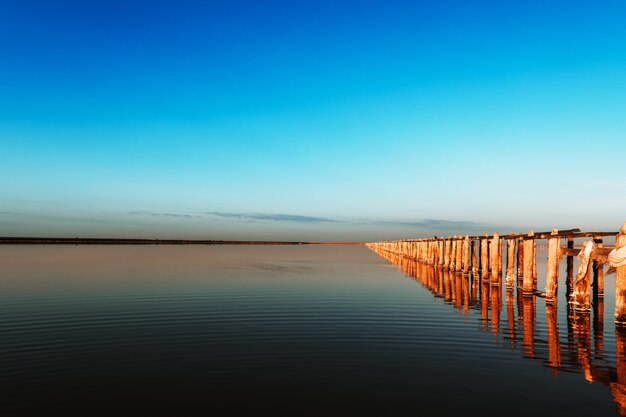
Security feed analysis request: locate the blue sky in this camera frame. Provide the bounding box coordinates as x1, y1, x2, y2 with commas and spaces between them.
2, 0, 626, 240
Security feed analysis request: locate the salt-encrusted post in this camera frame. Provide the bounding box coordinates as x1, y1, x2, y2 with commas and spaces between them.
450, 237, 457, 271
490, 232, 501, 285
505, 238, 516, 288
471, 239, 478, 276
545, 228, 561, 302
573, 240, 594, 311
522, 231, 535, 294
565, 237, 574, 299
517, 236, 524, 280
444, 237, 451, 269
613, 223, 626, 325
481, 233, 489, 281
462, 235, 470, 275
455, 236, 463, 273
593, 235, 604, 298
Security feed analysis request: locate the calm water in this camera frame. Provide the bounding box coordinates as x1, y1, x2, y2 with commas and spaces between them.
0, 244, 624, 416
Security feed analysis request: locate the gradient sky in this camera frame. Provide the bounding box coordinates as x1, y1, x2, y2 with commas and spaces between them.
2, 0, 626, 240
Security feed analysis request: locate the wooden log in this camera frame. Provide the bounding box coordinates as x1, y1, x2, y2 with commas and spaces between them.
480, 233, 489, 281
573, 240, 594, 311
490, 232, 501, 285
505, 238, 516, 288
593, 235, 604, 298
522, 231, 535, 294
545, 228, 561, 302
462, 235, 470, 274
532, 238, 537, 284
615, 223, 626, 325
438, 239, 445, 267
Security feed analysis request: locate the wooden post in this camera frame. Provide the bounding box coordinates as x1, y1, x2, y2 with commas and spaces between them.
462, 235, 470, 274
481, 234, 489, 281
565, 237, 574, 300
573, 240, 593, 311
450, 237, 457, 271
490, 232, 500, 285
505, 238, 516, 288
471, 240, 478, 276
545, 228, 561, 302
439, 239, 445, 267
455, 236, 463, 273
443, 237, 451, 270
517, 236, 524, 280
522, 231, 535, 294
593, 235, 604, 298
615, 223, 626, 325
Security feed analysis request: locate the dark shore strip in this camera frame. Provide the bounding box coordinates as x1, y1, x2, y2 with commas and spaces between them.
0, 237, 364, 245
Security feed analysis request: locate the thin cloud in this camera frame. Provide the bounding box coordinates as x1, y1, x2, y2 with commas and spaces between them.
205, 211, 340, 223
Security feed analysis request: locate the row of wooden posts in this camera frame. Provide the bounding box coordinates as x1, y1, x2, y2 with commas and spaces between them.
366, 222, 626, 324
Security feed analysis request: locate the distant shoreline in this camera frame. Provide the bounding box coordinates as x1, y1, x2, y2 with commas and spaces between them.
0, 237, 364, 245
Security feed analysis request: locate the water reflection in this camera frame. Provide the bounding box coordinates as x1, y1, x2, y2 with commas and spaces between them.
371, 247, 626, 416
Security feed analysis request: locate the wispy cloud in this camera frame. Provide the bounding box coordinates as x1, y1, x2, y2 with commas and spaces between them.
129, 211, 203, 219
205, 211, 340, 223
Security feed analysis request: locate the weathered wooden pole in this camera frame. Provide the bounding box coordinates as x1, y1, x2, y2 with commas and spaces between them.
517, 236, 524, 280
522, 231, 535, 294
505, 238, 516, 288
480, 234, 489, 281
545, 228, 561, 302
572, 240, 594, 311
471, 239, 478, 276
565, 237, 574, 299
443, 237, 451, 270
593, 235, 604, 298
455, 236, 463, 273
613, 223, 626, 325
462, 235, 470, 275
490, 232, 501, 285
450, 237, 457, 271
438, 239, 445, 267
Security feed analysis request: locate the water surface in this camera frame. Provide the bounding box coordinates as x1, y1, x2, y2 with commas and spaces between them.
0, 245, 622, 416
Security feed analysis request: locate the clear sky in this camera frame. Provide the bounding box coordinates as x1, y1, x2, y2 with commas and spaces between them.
2, 0, 626, 241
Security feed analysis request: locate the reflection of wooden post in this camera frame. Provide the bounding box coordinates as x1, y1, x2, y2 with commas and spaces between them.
546, 302, 561, 374
522, 295, 535, 358
522, 231, 535, 294
615, 223, 626, 325
573, 312, 593, 382
593, 236, 604, 298
481, 234, 489, 281
480, 282, 489, 330
594, 297, 604, 357
491, 285, 501, 335
462, 235, 470, 274
505, 238, 516, 289
610, 327, 626, 414
566, 238, 574, 300
573, 241, 593, 311
506, 290, 516, 347
545, 228, 561, 302
490, 232, 501, 285
471, 240, 478, 276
